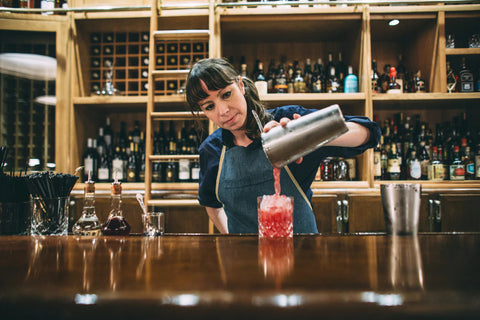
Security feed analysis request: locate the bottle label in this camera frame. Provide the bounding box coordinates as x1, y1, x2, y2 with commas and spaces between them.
191, 167, 200, 181
112, 159, 124, 179
84, 158, 94, 175
387, 159, 401, 173
255, 81, 268, 95
98, 168, 109, 181
476, 155, 480, 178
449, 164, 465, 180
178, 159, 191, 181
386, 88, 402, 94
373, 151, 381, 177
466, 163, 475, 175
345, 158, 356, 180
420, 160, 430, 177
429, 164, 445, 181
409, 160, 421, 179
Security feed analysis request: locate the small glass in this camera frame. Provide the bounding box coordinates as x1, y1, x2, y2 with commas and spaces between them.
142, 211, 165, 236
257, 195, 293, 238
31, 197, 69, 236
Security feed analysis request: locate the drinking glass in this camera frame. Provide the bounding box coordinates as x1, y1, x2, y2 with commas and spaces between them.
31, 197, 69, 236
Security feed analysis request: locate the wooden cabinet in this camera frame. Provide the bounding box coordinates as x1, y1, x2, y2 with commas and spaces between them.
1, 2, 480, 234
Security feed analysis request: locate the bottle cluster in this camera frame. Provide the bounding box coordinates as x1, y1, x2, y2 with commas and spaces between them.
371, 55, 426, 94
82, 118, 203, 184
238, 52, 358, 95
314, 157, 358, 182
446, 57, 480, 93
374, 112, 480, 181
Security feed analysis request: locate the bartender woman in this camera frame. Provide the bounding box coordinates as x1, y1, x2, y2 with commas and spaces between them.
186, 58, 381, 234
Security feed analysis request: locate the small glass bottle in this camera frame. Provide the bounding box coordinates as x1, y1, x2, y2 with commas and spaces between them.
102, 179, 131, 236
73, 175, 102, 236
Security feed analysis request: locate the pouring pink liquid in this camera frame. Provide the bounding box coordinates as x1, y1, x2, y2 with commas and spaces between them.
258, 168, 293, 238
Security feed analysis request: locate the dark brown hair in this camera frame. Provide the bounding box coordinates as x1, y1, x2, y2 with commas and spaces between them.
186, 58, 272, 141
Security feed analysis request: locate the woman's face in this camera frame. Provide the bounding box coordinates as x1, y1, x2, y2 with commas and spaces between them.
197, 76, 247, 134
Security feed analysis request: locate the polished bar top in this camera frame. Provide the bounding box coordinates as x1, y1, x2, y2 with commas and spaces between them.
0, 234, 479, 319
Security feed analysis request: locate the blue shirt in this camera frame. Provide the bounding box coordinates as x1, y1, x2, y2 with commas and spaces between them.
198, 105, 382, 208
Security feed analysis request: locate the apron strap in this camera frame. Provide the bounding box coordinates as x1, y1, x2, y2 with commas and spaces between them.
215, 145, 227, 206
284, 165, 313, 211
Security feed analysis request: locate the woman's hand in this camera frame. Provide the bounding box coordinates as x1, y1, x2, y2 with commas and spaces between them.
263, 113, 303, 165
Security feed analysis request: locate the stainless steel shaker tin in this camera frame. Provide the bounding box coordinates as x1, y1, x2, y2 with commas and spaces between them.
262, 104, 349, 168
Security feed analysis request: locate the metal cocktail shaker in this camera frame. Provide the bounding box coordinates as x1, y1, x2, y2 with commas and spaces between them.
261, 104, 349, 168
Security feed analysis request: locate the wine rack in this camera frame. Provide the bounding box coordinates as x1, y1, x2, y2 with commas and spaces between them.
0, 31, 56, 172
89, 31, 209, 96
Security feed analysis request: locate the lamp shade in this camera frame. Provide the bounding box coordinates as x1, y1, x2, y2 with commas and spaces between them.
0, 53, 56, 81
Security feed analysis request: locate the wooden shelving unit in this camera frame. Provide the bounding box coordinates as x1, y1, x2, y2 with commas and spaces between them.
1, 2, 480, 232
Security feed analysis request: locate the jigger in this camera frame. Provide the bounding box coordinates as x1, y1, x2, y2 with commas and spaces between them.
261, 104, 349, 168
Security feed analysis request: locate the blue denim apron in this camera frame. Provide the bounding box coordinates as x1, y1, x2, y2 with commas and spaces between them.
216, 144, 318, 234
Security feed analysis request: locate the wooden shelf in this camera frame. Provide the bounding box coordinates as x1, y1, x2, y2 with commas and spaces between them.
149, 155, 199, 161
445, 48, 480, 56
372, 92, 480, 101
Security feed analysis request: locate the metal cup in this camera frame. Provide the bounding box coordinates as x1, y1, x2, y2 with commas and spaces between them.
261, 104, 349, 168
381, 184, 421, 235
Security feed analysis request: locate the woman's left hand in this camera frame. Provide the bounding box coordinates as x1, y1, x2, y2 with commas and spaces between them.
263, 113, 303, 164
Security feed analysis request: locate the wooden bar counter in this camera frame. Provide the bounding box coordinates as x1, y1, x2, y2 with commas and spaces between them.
1, 233, 479, 319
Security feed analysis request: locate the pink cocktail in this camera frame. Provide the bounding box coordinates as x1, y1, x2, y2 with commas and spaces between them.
257, 195, 293, 238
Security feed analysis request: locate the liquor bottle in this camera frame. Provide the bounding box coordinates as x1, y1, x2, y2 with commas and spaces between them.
274, 62, 288, 94
428, 146, 445, 181
464, 146, 475, 180
311, 58, 324, 93
304, 58, 313, 92
446, 61, 457, 93
267, 59, 276, 93
380, 136, 389, 180
326, 66, 340, 93
475, 142, 480, 180
138, 152, 146, 182
407, 150, 421, 180
418, 140, 430, 180
387, 143, 401, 180
101, 179, 131, 236
386, 66, 402, 94
293, 69, 306, 93
83, 138, 99, 182
126, 142, 138, 182
380, 64, 391, 93
459, 57, 474, 92
449, 145, 465, 180
167, 121, 178, 155
396, 54, 407, 91
72, 177, 102, 236
254, 61, 268, 95
371, 59, 380, 93
412, 70, 426, 93
287, 63, 295, 93
97, 151, 111, 183
240, 63, 248, 78
112, 146, 126, 181
373, 142, 382, 180
336, 52, 347, 84
344, 66, 358, 93
104, 117, 114, 154
165, 160, 177, 182
325, 52, 335, 79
